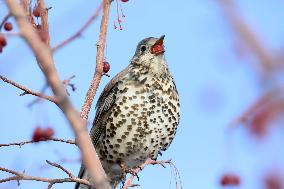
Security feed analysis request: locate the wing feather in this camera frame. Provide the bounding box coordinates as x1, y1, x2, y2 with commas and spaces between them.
74, 66, 130, 189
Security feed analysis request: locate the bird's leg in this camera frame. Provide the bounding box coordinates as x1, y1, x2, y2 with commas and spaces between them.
119, 163, 140, 181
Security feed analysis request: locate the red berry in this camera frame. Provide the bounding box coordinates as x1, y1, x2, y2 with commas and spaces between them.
4, 22, 13, 31
265, 173, 282, 189
151, 44, 164, 55
0, 35, 7, 47
33, 6, 41, 17
43, 127, 54, 139
121, 0, 129, 2
32, 127, 44, 142
220, 173, 240, 187
103, 60, 110, 73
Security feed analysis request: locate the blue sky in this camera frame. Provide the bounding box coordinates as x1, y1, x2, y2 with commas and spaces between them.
1, 0, 284, 189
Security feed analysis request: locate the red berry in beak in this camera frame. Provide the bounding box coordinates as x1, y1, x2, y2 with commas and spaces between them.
151, 35, 165, 55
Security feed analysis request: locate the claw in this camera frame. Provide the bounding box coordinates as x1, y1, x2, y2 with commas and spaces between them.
120, 163, 140, 181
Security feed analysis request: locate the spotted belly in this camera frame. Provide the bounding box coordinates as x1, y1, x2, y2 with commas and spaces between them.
97, 86, 179, 167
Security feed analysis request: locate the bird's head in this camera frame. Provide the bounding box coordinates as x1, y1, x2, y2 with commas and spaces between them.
131, 35, 166, 67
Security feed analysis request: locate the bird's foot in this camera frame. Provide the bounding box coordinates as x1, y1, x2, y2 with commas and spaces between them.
119, 163, 140, 181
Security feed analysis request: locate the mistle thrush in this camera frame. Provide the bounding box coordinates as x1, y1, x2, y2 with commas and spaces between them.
75, 35, 180, 189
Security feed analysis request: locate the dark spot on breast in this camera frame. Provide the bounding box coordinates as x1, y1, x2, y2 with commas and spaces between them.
114, 111, 119, 117
121, 135, 126, 139
127, 125, 132, 131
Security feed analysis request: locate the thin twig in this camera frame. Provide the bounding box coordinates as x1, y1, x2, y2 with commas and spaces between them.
27, 84, 49, 107
28, 75, 75, 107
0, 75, 58, 104
52, 3, 103, 52
0, 164, 91, 188
122, 159, 172, 189
5, 1, 111, 188
29, 3, 103, 105
0, 12, 11, 31
80, 0, 112, 120
62, 75, 76, 86
46, 160, 74, 178
63, 75, 76, 95
0, 138, 76, 147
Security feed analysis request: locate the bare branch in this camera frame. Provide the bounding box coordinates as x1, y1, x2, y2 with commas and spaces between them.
0, 75, 58, 104
5, 0, 111, 188
0, 138, 76, 147
46, 160, 74, 178
0, 164, 91, 188
52, 3, 103, 52
81, 0, 112, 120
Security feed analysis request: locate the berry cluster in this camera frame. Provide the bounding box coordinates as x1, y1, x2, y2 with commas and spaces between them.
220, 173, 241, 187
32, 127, 55, 142
0, 22, 13, 54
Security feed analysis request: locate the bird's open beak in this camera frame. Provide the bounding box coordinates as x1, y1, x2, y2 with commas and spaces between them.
151, 35, 165, 55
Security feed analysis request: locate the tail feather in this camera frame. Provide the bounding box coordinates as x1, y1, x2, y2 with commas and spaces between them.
74, 166, 92, 189
74, 165, 120, 189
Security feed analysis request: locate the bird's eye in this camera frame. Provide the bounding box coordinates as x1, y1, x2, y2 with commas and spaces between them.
140, 45, 147, 52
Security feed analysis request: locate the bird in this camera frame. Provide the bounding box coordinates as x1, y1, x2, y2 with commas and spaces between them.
75, 35, 180, 189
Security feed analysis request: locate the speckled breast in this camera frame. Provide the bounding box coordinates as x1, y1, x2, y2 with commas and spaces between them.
96, 73, 180, 170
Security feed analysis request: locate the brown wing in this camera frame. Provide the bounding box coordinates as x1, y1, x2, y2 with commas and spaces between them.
91, 65, 130, 145
74, 66, 129, 189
